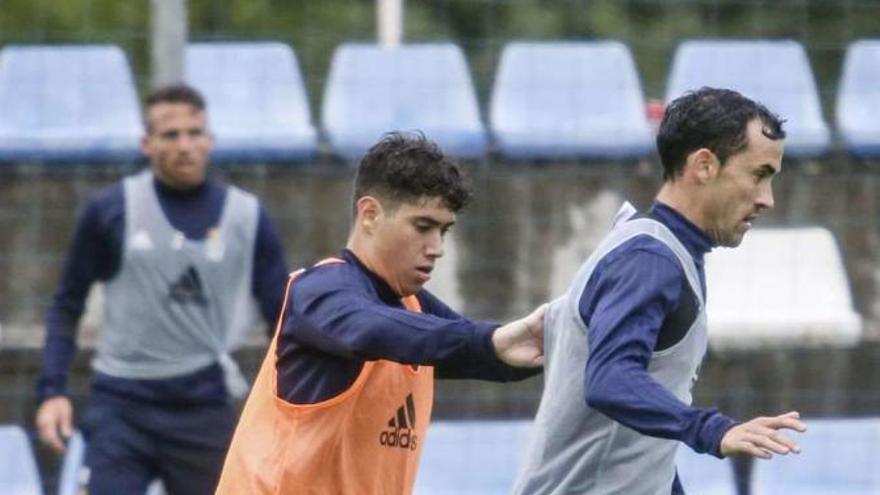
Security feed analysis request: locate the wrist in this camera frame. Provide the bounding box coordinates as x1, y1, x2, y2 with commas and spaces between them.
36, 376, 69, 404
713, 419, 740, 458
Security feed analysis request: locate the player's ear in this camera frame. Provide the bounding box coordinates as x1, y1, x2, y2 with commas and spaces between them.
687, 148, 721, 184
356, 196, 383, 233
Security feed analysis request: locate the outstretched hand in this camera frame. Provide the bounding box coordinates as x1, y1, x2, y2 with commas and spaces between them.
720, 411, 807, 459
491, 303, 547, 367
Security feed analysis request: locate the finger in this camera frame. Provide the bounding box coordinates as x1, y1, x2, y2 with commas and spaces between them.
38, 422, 65, 453
737, 430, 788, 455
773, 433, 801, 454
750, 423, 802, 454
774, 418, 807, 433
527, 303, 547, 323
748, 432, 794, 455
60, 412, 73, 439
746, 427, 801, 455
50, 431, 67, 453
747, 424, 792, 441
757, 415, 807, 433
734, 440, 772, 459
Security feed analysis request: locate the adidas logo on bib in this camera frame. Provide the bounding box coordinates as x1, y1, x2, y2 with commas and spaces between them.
379, 393, 418, 451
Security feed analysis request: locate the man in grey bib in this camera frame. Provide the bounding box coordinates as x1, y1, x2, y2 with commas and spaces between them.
34, 84, 288, 494
513, 87, 807, 495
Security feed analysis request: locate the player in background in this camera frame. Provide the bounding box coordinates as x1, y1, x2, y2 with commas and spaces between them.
35, 84, 288, 495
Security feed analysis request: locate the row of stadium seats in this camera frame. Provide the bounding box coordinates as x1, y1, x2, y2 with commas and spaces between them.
1, 39, 879, 163
0, 426, 41, 494
0, 425, 162, 495
6, 417, 875, 494
414, 419, 880, 495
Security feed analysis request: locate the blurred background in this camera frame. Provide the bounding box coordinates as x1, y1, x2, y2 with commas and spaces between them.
1, 0, 880, 493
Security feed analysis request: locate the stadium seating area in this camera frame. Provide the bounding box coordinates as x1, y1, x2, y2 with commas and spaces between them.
413, 419, 880, 495
752, 418, 880, 495
322, 42, 487, 159
0, 45, 143, 163
665, 40, 831, 157
490, 41, 653, 159
706, 227, 862, 350
414, 420, 532, 494
676, 445, 738, 495
0, 425, 42, 495
837, 40, 880, 158
2, 37, 878, 495
185, 42, 318, 162
4, 416, 877, 493
0, 38, 878, 162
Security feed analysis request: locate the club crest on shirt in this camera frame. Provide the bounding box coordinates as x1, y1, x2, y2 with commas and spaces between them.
206, 227, 225, 261
170, 231, 185, 251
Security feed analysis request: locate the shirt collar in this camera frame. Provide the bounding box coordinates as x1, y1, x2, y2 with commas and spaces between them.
152, 174, 210, 199
339, 248, 405, 305
650, 201, 713, 260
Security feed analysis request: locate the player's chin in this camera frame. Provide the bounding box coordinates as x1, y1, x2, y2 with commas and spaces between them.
410, 271, 431, 292
730, 233, 747, 247
718, 229, 746, 248
399, 280, 426, 297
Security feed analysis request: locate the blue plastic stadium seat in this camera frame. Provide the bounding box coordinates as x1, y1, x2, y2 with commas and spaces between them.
675, 446, 737, 495
666, 40, 830, 157
322, 43, 487, 160
753, 418, 880, 495
0, 45, 143, 163
0, 425, 43, 494
414, 420, 532, 495
837, 40, 880, 158
490, 41, 653, 159
185, 42, 317, 162
706, 227, 861, 350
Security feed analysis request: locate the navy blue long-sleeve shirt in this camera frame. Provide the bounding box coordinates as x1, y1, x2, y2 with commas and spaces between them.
37, 174, 288, 404
579, 203, 736, 467
276, 249, 537, 404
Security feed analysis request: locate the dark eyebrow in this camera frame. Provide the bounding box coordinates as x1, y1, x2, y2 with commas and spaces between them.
413, 216, 455, 229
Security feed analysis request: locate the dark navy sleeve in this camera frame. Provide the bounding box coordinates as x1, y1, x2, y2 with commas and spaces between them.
418, 290, 539, 382
251, 204, 289, 330
580, 243, 736, 457
37, 186, 124, 401
286, 268, 500, 369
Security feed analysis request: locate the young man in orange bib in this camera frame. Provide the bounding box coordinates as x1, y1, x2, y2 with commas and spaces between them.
216, 132, 546, 495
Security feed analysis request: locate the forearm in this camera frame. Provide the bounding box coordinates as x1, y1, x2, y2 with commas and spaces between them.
291, 302, 490, 365
586, 363, 736, 456
37, 305, 81, 400
252, 207, 289, 328
435, 322, 542, 381
36, 197, 112, 401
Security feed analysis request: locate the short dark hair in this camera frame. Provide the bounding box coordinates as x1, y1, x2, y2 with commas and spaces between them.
144, 84, 206, 132
657, 87, 786, 181
353, 132, 472, 214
